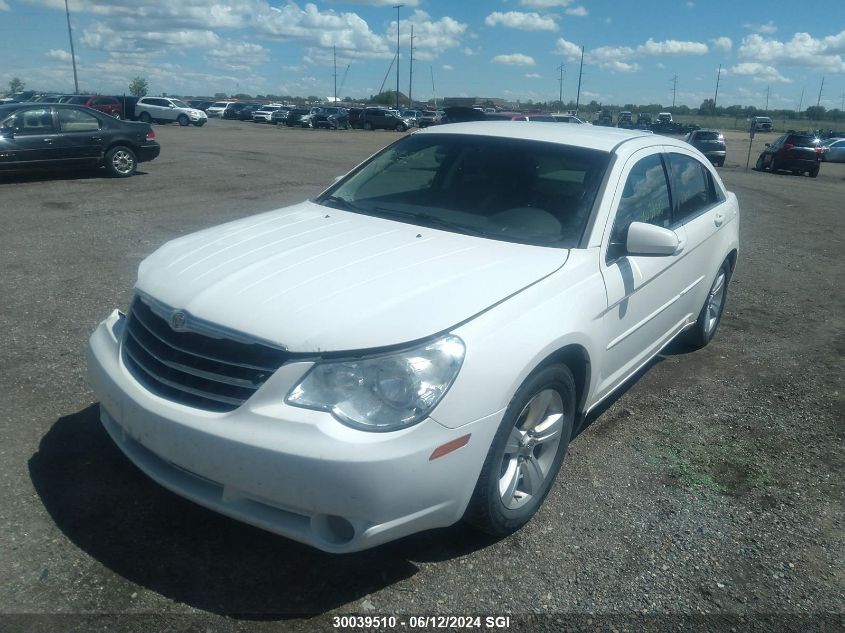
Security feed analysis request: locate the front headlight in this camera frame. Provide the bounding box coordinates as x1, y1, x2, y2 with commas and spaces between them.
286, 335, 465, 432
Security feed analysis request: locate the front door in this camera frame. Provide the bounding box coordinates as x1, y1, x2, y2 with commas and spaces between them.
0, 106, 61, 168
596, 149, 692, 401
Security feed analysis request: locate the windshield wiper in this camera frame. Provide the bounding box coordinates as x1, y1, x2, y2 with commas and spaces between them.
319, 195, 361, 212
366, 207, 491, 237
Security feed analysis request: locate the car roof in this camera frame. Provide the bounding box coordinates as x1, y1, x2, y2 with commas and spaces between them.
415, 121, 663, 153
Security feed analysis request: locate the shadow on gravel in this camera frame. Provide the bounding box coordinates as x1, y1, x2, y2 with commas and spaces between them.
28, 404, 499, 619
0, 169, 148, 184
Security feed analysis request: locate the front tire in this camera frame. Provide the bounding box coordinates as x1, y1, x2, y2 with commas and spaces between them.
105, 145, 138, 178
395, 123, 407, 132
177, 114, 189, 126
684, 262, 730, 349
364, 121, 373, 131
464, 365, 575, 536
754, 155, 764, 171
809, 166, 819, 178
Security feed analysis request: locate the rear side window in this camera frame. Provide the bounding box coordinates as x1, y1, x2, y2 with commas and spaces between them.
58, 108, 100, 132
666, 153, 719, 224
610, 153, 672, 247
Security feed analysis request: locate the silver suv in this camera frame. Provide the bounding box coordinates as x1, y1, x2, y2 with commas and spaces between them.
135, 97, 207, 127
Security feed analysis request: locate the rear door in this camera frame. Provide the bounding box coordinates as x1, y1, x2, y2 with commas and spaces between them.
55, 107, 104, 163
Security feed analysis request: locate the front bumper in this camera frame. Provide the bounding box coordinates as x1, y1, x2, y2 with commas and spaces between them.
87, 310, 499, 553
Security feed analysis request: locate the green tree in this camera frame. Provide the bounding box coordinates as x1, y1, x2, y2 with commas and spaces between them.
213, 92, 227, 99
805, 105, 826, 120
9, 77, 25, 94
699, 98, 716, 116
128, 77, 148, 97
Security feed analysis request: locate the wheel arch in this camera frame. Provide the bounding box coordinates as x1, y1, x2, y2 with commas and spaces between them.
532, 343, 591, 423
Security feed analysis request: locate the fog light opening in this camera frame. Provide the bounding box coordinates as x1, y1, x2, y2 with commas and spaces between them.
311, 514, 356, 544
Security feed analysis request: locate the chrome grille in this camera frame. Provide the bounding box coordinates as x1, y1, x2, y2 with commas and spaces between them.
122, 296, 288, 412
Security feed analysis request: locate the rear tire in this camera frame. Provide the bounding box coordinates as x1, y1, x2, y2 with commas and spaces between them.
364, 121, 373, 131
139, 112, 152, 124
105, 145, 138, 178
684, 262, 730, 349
464, 365, 575, 536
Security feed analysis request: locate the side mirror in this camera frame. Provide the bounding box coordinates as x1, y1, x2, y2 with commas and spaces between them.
764, 143, 770, 147
625, 221, 681, 256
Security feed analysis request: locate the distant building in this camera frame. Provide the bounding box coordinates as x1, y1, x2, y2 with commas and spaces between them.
442, 97, 508, 109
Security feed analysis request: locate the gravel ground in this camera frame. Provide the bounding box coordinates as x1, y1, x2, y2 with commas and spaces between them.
0, 121, 842, 632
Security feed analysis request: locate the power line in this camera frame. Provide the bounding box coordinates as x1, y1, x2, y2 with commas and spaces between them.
575, 46, 584, 112
671, 74, 678, 109
409, 24, 414, 106
556, 63, 565, 109
816, 76, 825, 107
713, 64, 721, 109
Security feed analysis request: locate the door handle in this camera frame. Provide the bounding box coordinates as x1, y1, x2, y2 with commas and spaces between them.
714, 212, 725, 227
90, 137, 103, 142
43, 139, 53, 144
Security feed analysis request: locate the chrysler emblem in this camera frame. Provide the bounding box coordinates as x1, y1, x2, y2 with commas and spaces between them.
170, 311, 188, 330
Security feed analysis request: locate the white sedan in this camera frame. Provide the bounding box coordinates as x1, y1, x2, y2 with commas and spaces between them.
87, 122, 739, 552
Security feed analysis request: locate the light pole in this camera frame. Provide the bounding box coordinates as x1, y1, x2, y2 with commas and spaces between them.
393, 4, 403, 110
64, 0, 79, 94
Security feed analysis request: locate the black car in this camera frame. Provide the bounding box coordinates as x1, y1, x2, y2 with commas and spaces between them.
0, 103, 160, 177
188, 100, 215, 111
311, 107, 349, 129
359, 107, 412, 131
222, 102, 253, 120
755, 133, 823, 177
235, 103, 263, 120
685, 129, 726, 167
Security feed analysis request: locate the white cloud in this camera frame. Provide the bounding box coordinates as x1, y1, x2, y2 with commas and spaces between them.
491, 53, 536, 66
555, 37, 582, 60
525, 72, 542, 79
0, 1, 9, 11
727, 62, 792, 83
463, 47, 477, 56
442, 64, 453, 71
744, 21, 778, 34
485, 11, 558, 31
519, 0, 572, 7
711, 36, 732, 53
565, 6, 588, 16
388, 10, 468, 62
45, 49, 73, 61
207, 40, 269, 71
637, 38, 708, 55
739, 31, 845, 73
324, 0, 420, 6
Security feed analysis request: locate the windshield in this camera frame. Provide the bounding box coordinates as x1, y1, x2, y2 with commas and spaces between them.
171, 100, 189, 108
316, 133, 610, 247
68, 96, 89, 104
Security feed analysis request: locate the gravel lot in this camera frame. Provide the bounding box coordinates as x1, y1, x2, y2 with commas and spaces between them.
1, 121, 842, 632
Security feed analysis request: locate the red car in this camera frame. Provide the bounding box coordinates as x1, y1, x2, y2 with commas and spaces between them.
61, 95, 123, 119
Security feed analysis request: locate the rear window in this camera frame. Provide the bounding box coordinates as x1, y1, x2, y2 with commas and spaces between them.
787, 135, 819, 148
211, 102, 228, 108
67, 96, 89, 104
695, 132, 721, 141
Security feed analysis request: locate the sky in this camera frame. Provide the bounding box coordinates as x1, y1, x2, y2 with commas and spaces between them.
1, 0, 843, 110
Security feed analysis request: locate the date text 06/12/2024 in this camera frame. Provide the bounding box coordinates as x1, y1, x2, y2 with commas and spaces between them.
332, 615, 512, 629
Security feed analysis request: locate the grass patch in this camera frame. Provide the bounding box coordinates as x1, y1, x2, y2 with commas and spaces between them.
661, 443, 774, 496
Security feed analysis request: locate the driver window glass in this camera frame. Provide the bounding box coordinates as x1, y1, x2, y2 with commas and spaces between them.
58, 108, 100, 132
610, 153, 672, 247
6, 108, 55, 135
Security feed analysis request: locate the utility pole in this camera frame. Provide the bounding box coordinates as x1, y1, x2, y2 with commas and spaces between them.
575, 45, 584, 113
671, 74, 678, 110
816, 76, 825, 107
798, 86, 805, 114
556, 63, 565, 110
430, 65, 436, 108
409, 24, 414, 106
64, 0, 79, 94
333, 46, 337, 103
765, 85, 770, 112
713, 64, 721, 109
393, 4, 403, 110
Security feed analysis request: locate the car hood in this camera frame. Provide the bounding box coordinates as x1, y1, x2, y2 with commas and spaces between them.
136, 200, 567, 352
